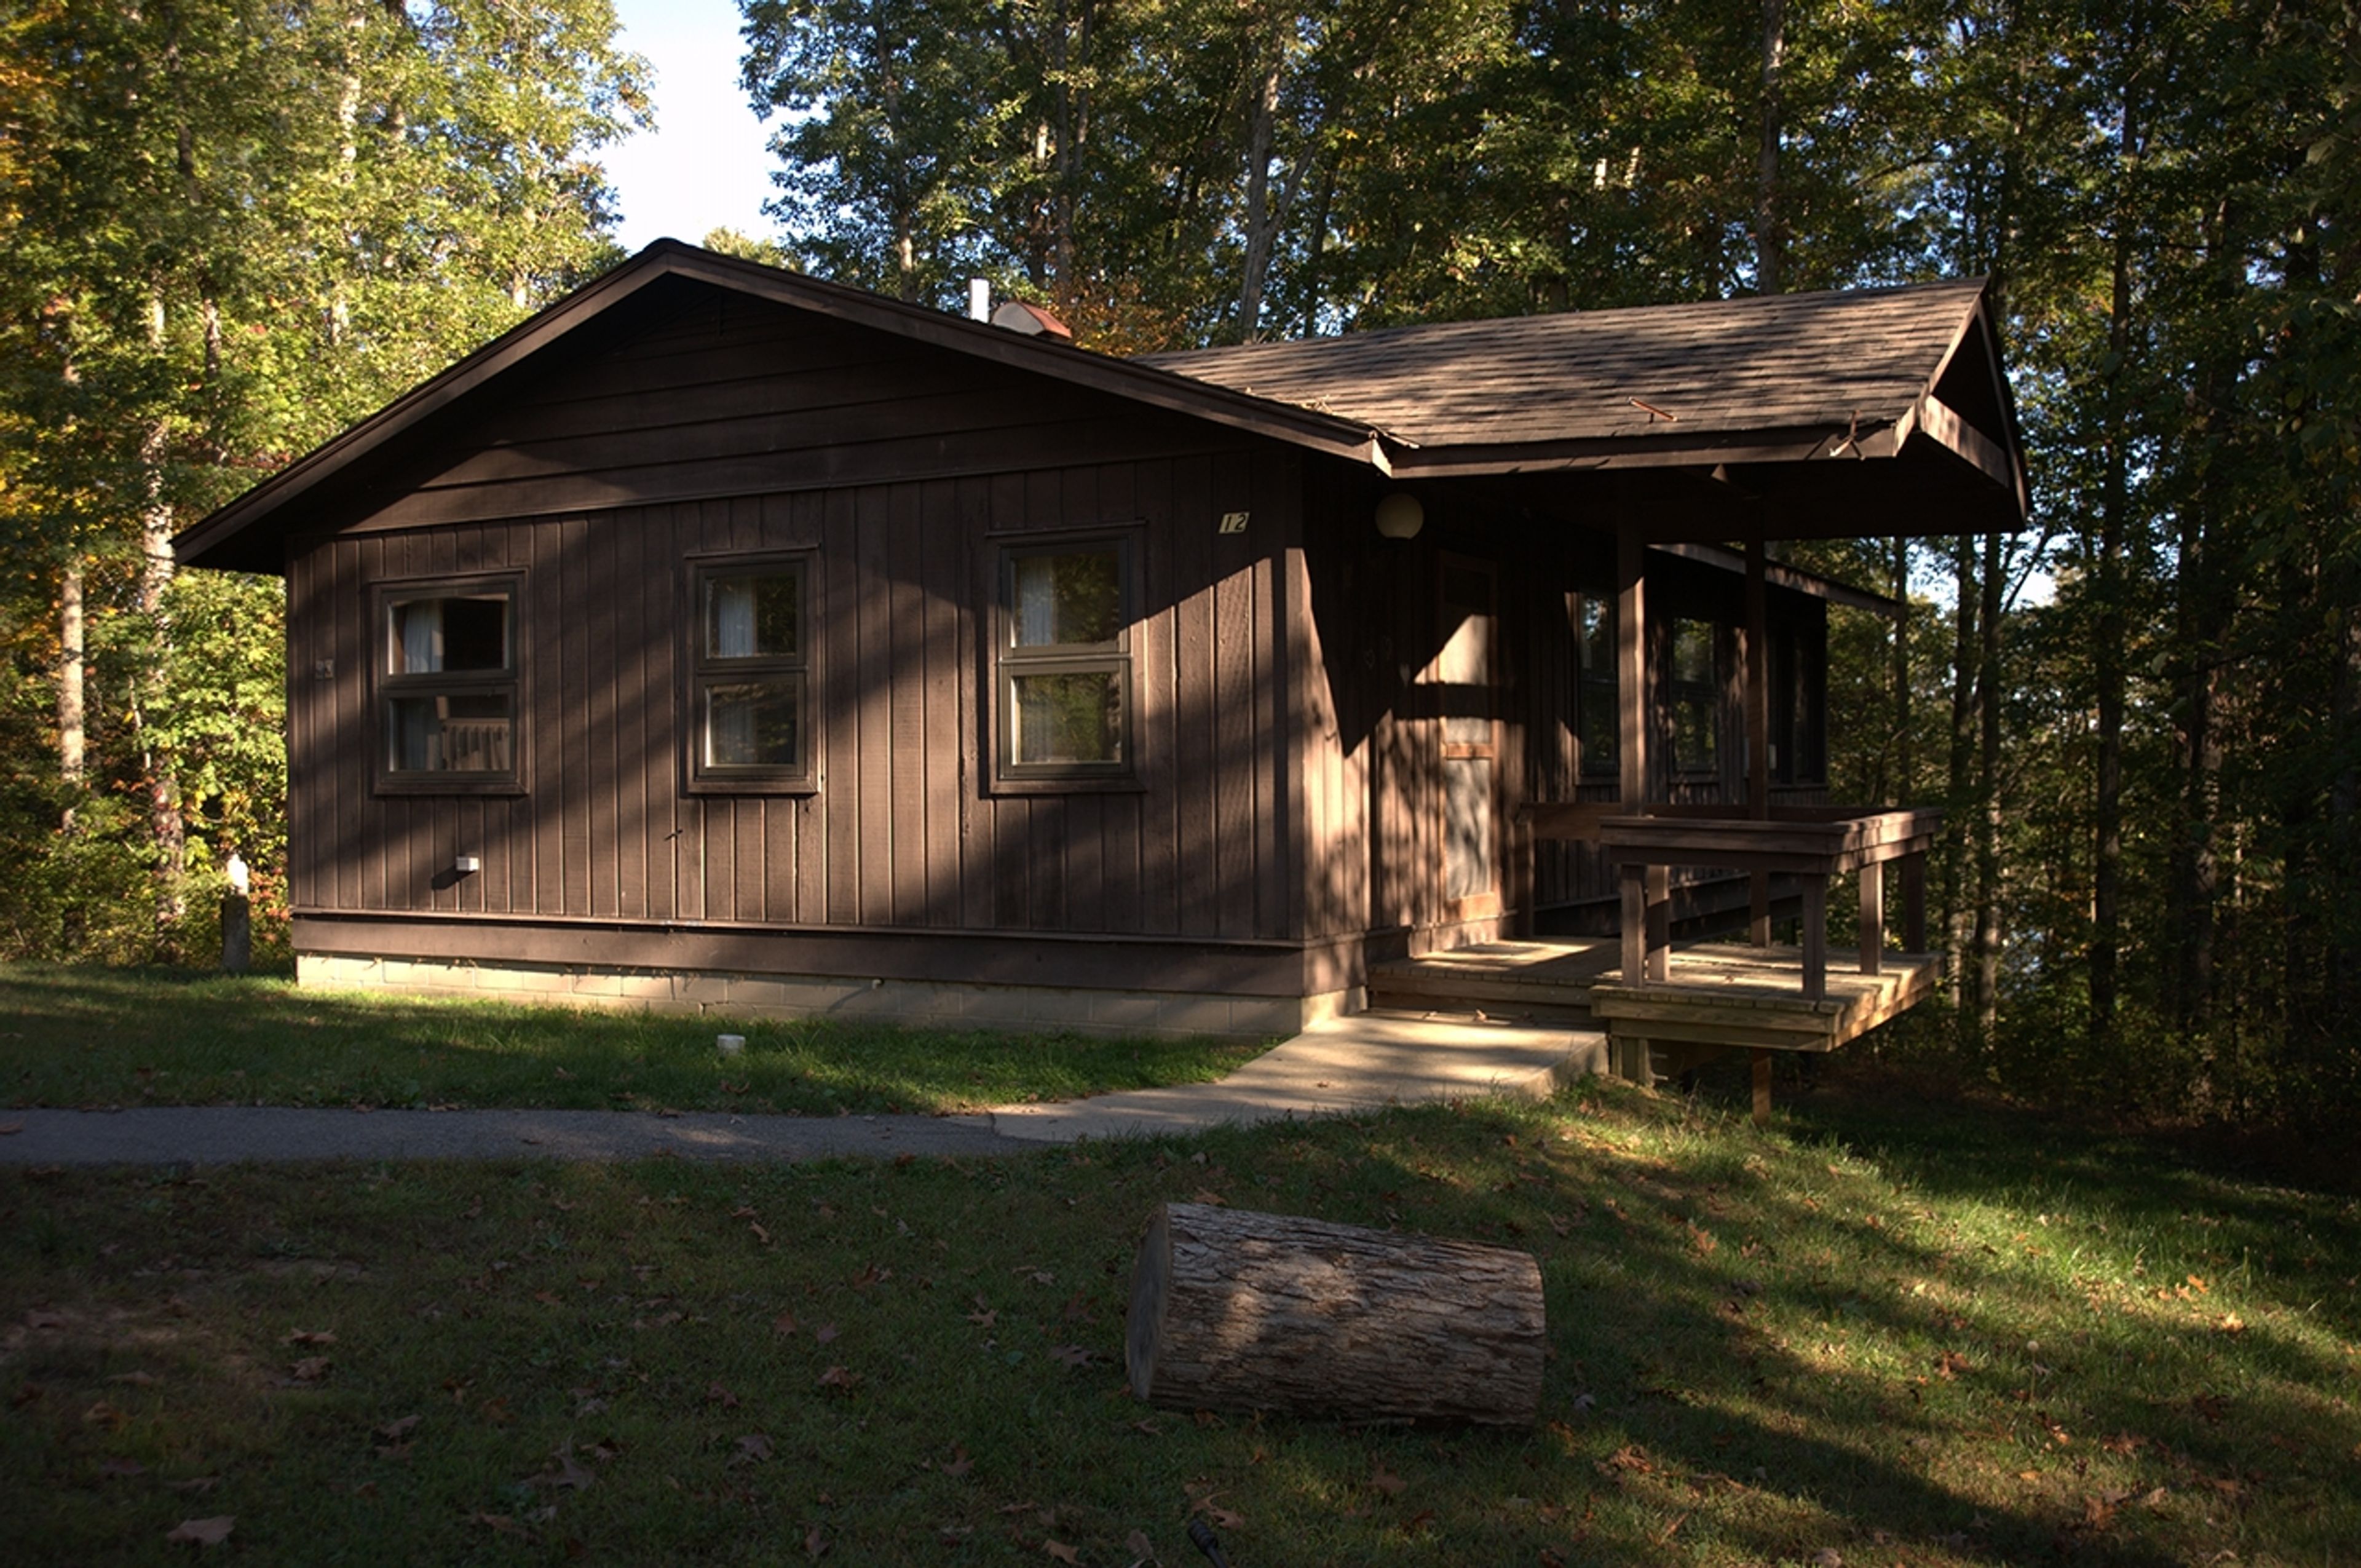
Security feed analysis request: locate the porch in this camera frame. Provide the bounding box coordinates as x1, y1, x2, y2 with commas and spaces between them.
1378, 802, 1945, 1124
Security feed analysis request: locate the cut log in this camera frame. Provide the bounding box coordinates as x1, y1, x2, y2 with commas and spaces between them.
1125, 1203, 1544, 1426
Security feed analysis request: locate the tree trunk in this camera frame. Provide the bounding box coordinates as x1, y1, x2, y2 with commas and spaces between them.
1889, 536, 1910, 805
58, 561, 85, 788
1945, 535, 1979, 1021
1126, 1204, 1543, 1426
2092, 212, 2133, 1048
1755, 0, 1786, 294
1233, 21, 1286, 341
1974, 526, 2004, 1043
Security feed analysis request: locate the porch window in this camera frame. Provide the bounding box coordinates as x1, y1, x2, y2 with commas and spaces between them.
997, 538, 1132, 782
1669, 617, 1720, 774
1577, 594, 1617, 775
690, 556, 812, 789
378, 579, 520, 790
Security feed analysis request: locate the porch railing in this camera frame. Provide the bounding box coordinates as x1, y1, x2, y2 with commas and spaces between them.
1522, 804, 1942, 1002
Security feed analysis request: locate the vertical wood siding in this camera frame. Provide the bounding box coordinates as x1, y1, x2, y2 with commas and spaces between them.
288, 459, 1300, 944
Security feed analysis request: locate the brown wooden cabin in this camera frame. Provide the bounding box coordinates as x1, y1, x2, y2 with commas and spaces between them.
176, 242, 2026, 1089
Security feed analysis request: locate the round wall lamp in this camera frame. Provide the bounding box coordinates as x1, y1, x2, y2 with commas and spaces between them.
1374, 492, 1425, 540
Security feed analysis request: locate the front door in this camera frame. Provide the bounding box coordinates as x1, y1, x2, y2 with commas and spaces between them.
1436, 555, 1501, 923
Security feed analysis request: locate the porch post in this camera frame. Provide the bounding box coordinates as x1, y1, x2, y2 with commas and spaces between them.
1745, 534, 1773, 944
1617, 513, 1664, 988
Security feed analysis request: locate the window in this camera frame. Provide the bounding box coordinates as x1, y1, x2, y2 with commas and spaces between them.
1669, 617, 1720, 774
378, 578, 520, 790
1577, 593, 1617, 775
690, 556, 812, 789
997, 538, 1132, 782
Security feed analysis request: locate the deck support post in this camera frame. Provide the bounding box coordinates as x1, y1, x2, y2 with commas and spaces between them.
1857, 859, 1884, 976
1620, 865, 1647, 990
1901, 850, 1927, 952
1801, 876, 1828, 1002
1751, 1048, 1773, 1127
1645, 865, 1670, 981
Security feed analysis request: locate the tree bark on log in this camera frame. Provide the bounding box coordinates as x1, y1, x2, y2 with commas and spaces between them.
1126, 1203, 1544, 1426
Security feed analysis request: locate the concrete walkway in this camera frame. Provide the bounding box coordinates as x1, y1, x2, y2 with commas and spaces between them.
0, 1008, 1605, 1167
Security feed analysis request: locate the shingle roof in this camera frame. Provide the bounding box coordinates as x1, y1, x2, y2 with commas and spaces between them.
1137, 279, 1989, 451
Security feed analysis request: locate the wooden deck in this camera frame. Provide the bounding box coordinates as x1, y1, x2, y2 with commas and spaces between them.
1370, 938, 1942, 1118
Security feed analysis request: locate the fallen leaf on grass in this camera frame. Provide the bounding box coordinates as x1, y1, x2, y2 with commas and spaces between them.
291, 1357, 332, 1383
538, 1443, 595, 1491
83, 1400, 130, 1430
804, 1522, 829, 1558
284, 1329, 337, 1346
1050, 1344, 1093, 1370
165, 1517, 234, 1546
1370, 1463, 1407, 1496
98, 1457, 148, 1479
1401, 1508, 1436, 1537
2218, 1313, 2246, 1334
1045, 1540, 1081, 1564
706, 1381, 740, 1409
25, 1310, 66, 1330
478, 1395, 513, 1424
165, 1477, 222, 1493
1936, 1350, 1971, 1379
772, 1312, 799, 1336
749, 1222, 772, 1244
471, 1512, 531, 1537
109, 1370, 162, 1387
817, 1365, 860, 1391
942, 1446, 973, 1478
0, 1122, 20, 1134
1191, 1189, 1227, 1206
736, 1433, 773, 1463
814, 1323, 840, 1344
1126, 1529, 1153, 1560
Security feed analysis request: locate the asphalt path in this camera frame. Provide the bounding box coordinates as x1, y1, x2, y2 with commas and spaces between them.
0, 1106, 1032, 1166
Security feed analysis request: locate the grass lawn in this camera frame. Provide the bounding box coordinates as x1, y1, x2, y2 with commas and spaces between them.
6, 1066, 2357, 1565
0, 964, 1264, 1115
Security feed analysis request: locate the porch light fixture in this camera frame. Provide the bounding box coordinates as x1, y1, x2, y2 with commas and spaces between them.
1374, 492, 1425, 540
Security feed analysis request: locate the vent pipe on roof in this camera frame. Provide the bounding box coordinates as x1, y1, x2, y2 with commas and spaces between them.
968, 279, 991, 322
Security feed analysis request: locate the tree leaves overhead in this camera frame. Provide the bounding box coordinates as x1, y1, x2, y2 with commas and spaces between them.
737, 0, 1946, 347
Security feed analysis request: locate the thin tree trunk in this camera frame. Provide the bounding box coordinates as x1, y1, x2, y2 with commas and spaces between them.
2332, 580, 2361, 1044
58, 563, 85, 787
1755, 0, 1786, 294
2092, 216, 2133, 1047
1945, 534, 1979, 1022
1890, 536, 1910, 806
1974, 526, 2004, 1044
1233, 20, 1285, 341
140, 289, 186, 938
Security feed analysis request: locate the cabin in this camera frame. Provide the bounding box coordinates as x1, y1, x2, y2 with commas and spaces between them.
175, 241, 2026, 1103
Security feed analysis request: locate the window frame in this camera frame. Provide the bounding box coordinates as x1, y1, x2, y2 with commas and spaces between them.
370, 572, 526, 797
684, 550, 818, 795
991, 531, 1139, 791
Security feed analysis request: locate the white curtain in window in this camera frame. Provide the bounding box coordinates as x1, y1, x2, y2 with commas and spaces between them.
713, 579, 757, 658
1015, 557, 1056, 646
399, 600, 443, 673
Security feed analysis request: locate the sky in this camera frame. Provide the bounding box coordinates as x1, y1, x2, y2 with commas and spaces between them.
603, 0, 779, 254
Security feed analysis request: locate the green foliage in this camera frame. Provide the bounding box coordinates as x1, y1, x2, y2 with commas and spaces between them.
0, 0, 648, 960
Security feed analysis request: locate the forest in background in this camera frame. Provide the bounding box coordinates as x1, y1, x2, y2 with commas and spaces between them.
3, 1, 2354, 1128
